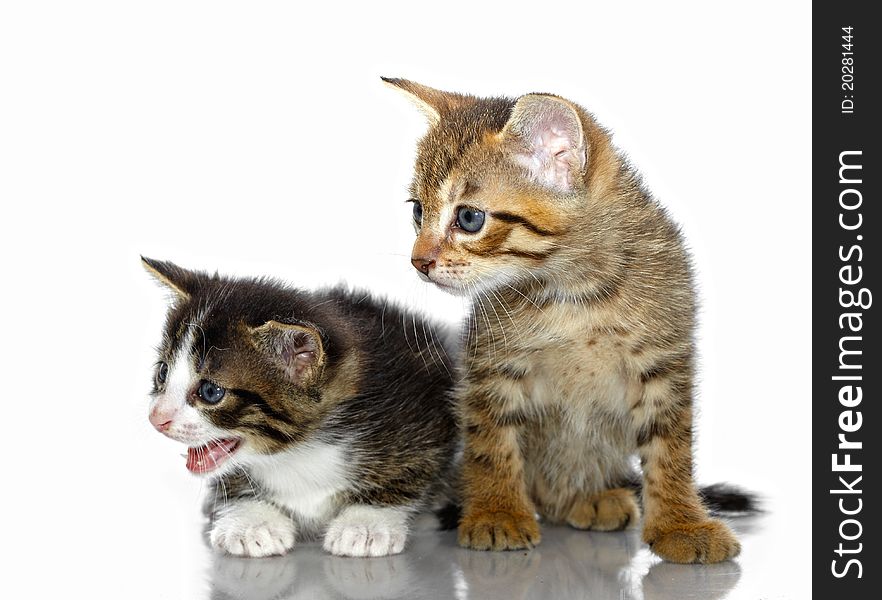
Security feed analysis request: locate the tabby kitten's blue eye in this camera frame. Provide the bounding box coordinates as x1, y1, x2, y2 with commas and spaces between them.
155, 362, 169, 386
412, 200, 423, 225
197, 380, 226, 404
456, 207, 485, 233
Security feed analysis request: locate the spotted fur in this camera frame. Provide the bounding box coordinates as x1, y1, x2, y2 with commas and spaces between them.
384, 78, 749, 563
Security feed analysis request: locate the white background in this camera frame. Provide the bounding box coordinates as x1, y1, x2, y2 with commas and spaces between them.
0, 2, 810, 598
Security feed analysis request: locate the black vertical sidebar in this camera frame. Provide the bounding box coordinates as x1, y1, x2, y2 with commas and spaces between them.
814, 2, 879, 597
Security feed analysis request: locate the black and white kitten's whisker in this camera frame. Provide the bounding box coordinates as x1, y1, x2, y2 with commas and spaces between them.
207, 433, 257, 498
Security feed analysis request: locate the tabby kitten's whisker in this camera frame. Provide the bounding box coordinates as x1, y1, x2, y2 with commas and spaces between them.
487, 287, 525, 344
480, 290, 508, 352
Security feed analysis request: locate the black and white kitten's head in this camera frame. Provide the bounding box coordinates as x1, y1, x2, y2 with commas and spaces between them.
143, 257, 352, 477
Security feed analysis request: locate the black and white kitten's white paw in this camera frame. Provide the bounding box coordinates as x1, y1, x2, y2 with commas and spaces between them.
323, 505, 410, 557
210, 500, 296, 558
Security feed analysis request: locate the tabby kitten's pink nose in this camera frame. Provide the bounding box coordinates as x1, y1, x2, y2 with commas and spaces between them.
411, 257, 435, 274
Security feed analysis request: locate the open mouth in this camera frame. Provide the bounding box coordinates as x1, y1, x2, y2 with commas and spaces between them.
185, 438, 242, 474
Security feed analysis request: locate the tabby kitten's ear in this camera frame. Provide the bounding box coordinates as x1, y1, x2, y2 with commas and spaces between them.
501, 94, 587, 193
141, 256, 197, 300
381, 77, 465, 125
251, 321, 325, 383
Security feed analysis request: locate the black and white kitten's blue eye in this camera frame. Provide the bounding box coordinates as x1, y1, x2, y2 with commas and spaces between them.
197, 380, 226, 404
411, 200, 423, 225
456, 206, 485, 233
155, 362, 169, 387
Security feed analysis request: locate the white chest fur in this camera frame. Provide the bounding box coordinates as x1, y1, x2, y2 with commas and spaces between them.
245, 441, 351, 525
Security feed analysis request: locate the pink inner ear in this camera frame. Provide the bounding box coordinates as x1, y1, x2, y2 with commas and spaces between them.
292, 350, 316, 369
509, 98, 585, 192
513, 131, 581, 191
540, 127, 576, 155
279, 334, 319, 378
253, 323, 322, 382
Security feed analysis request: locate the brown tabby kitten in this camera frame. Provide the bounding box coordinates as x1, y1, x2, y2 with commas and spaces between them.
143, 258, 458, 558
384, 78, 744, 563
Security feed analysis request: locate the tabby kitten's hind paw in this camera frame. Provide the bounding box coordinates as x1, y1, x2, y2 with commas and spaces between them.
458, 510, 541, 551
565, 487, 640, 532
645, 519, 740, 564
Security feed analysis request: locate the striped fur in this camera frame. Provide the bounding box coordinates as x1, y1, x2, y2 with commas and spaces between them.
385, 78, 742, 563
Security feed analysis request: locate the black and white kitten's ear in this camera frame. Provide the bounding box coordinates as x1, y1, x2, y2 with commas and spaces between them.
501, 94, 587, 192
381, 77, 464, 125
141, 256, 197, 300
251, 321, 325, 383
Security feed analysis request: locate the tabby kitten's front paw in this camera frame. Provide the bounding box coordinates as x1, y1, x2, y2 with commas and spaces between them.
323, 505, 409, 557
458, 510, 541, 551
644, 519, 740, 564
210, 501, 296, 558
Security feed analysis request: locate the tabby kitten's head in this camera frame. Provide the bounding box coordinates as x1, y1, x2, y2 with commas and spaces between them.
143, 258, 348, 476
384, 78, 616, 296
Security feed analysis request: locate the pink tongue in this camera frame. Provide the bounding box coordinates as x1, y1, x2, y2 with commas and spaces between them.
186, 439, 238, 474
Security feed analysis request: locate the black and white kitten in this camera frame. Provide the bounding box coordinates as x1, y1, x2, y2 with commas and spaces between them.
143, 258, 459, 558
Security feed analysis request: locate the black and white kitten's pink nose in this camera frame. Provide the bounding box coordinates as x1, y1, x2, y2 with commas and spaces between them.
149, 406, 177, 433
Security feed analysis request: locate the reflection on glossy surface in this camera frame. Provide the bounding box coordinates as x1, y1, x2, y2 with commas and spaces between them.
209, 517, 757, 600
